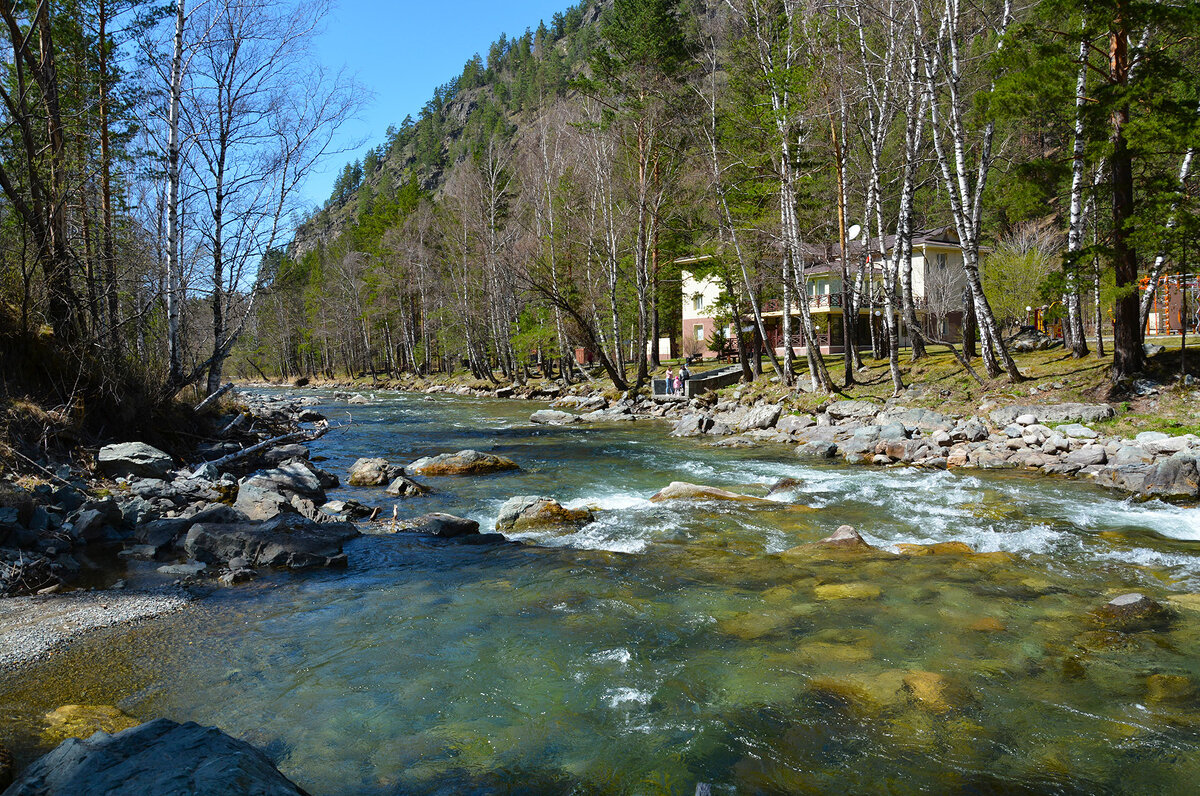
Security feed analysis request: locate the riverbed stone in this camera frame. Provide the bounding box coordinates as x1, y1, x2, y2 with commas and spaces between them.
1065, 445, 1107, 467
7, 718, 308, 796
347, 457, 398, 486
1093, 592, 1173, 632
495, 496, 593, 531
530, 409, 581, 425
776, 414, 816, 435
97, 442, 174, 480
394, 512, 480, 538
184, 515, 358, 569
902, 671, 963, 713
385, 474, 430, 497
156, 560, 206, 577
649, 481, 765, 503
43, 705, 140, 746
408, 449, 519, 476
1145, 674, 1196, 704
815, 582, 881, 600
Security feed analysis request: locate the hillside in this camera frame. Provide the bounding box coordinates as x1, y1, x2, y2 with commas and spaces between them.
289, 1, 606, 260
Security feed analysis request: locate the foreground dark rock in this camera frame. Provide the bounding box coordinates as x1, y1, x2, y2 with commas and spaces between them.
495, 496, 593, 532
184, 515, 359, 569
408, 449, 519, 476
4, 718, 309, 796
1093, 592, 1174, 632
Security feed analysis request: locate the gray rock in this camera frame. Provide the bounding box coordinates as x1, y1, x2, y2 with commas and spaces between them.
1015, 414, 1038, 426
1096, 592, 1172, 632
385, 475, 430, 497
796, 441, 838, 459
961, 418, 989, 443
989, 403, 1114, 427
185, 515, 358, 569
1065, 444, 1107, 467
1004, 424, 1024, 439
1055, 423, 1099, 439
825, 400, 879, 422
157, 560, 206, 577
348, 393, 370, 404
974, 450, 1016, 469
736, 404, 782, 432
1144, 343, 1166, 357
98, 442, 175, 480
260, 444, 310, 466
3, 718, 306, 796
1135, 431, 1170, 444
875, 407, 953, 431
347, 457, 397, 487
1142, 436, 1196, 456
234, 483, 294, 522
530, 409, 581, 425
1141, 455, 1200, 498
1111, 445, 1153, 466
241, 460, 330, 503
671, 414, 712, 437
775, 414, 816, 435
393, 512, 480, 538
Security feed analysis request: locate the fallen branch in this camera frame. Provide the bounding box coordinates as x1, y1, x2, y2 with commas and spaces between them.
195, 383, 234, 413
195, 421, 344, 470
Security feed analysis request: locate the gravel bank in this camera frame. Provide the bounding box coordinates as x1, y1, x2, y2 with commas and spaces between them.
0, 588, 191, 669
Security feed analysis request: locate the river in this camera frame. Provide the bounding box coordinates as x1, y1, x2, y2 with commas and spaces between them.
3, 390, 1200, 794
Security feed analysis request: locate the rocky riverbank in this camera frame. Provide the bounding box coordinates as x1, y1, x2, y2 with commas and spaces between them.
253, 378, 1200, 501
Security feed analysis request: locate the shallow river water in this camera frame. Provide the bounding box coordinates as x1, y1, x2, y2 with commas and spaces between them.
4, 391, 1200, 794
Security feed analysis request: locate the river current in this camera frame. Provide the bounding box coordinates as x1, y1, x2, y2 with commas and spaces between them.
3, 391, 1200, 794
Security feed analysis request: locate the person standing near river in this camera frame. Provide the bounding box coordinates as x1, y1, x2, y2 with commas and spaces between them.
680, 364, 691, 397
664, 367, 674, 395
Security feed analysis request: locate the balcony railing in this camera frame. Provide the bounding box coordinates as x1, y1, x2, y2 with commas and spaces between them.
762, 293, 844, 313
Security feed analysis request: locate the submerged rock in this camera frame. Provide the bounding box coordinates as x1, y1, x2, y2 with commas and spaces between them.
495, 496, 593, 532
7, 718, 308, 796
649, 481, 765, 503
43, 704, 140, 746
814, 582, 881, 600
408, 449, 519, 476
1093, 592, 1173, 632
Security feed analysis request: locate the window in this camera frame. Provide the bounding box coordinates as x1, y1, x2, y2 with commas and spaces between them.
693, 295, 704, 312
936, 253, 948, 271
693, 324, 705, 341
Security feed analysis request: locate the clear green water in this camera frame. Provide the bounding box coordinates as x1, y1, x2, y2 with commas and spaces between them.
3, 392, 1200, 794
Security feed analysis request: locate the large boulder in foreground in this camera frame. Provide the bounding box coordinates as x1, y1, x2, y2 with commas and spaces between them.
346, 457, 398, 487
495, 496, 593, 532
97, 442, 174, 480
5, 718, 307, 796
408, 450, 519, 476
185, 515, 358, 569
649, 481, 765, 503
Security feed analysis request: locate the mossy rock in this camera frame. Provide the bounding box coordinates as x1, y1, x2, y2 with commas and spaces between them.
814, 582, 881, 601
42, 704, 140, 745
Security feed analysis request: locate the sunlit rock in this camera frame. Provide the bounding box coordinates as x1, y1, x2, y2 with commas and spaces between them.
495, 496, 593, 531
43, 704, 140, 746
814, 582, 881, 600
649, 481, 766, 503
346, 457, 398, 486
902, 670, 965, 713
385, 474, 430, 497
967, 616, 1007, 633
895, 541, 974, 556
530, 409, 581, 425
408, 449, 519, 476
1145, 673, 1196, 704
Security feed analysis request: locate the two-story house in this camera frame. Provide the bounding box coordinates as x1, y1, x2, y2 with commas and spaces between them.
681, 228, 970, 358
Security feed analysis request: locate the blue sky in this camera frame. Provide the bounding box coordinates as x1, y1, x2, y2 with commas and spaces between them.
304, 0, 574, 209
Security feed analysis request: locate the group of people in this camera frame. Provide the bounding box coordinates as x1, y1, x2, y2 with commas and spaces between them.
663, 365, 691, 396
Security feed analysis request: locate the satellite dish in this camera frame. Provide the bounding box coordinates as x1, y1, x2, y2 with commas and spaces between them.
847, 224, 862, 241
